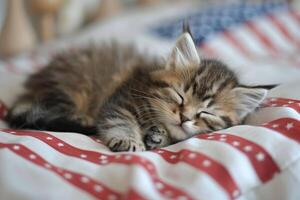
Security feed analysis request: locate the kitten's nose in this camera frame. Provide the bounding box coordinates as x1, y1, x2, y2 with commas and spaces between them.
180, 113, 190, 124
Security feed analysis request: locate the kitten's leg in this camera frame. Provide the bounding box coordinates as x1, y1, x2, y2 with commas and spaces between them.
144, 124, 171, 150
98, 118, 146, 152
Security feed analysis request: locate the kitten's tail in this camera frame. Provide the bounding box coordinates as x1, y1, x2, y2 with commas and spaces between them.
6, 102, 97, 135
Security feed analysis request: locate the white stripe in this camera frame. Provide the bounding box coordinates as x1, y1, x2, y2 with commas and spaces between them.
218, 125, 300, 169
128, 166, 168, 200
206, 36, 249, 66
50, 130, 257, 195
279, 12, 300, 39
0, 150, 92, 200
233, 27, 267, 55
142, 151, 229, 200
246, 107, 300, 126
0, 131, 226, 199
167, 138, 261, 193
268, 82, 300, 100
0, 132, 130, 193
256, 16, 295, 52
238, 155, 300, 200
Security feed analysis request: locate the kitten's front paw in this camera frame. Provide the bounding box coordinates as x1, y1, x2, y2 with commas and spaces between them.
108, 137, 146, 152
144, 126, 171, 150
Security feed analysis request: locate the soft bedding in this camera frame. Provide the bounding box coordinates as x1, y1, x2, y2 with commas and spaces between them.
1, 1, 300, 200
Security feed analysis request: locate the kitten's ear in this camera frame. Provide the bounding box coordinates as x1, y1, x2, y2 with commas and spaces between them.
166, 33, 200, 70
232, 87, 268, 119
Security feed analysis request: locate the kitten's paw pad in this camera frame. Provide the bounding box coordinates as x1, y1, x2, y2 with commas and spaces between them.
108, 138, 145, 152
144, 126, 170, 150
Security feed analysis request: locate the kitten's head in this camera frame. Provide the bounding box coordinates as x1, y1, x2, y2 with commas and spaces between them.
149, 33, 269, 141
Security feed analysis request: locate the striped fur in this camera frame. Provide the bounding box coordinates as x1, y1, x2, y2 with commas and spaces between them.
6, 33, 270, 152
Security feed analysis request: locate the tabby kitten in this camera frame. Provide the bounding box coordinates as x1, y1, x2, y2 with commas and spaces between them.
7, 32, 270, 152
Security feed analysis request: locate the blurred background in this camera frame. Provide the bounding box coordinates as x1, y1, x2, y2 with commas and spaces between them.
1, 0, 298, 57
0, 0, 300, 86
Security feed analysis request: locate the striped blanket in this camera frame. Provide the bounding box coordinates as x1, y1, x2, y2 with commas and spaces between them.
0, 1, 300, 200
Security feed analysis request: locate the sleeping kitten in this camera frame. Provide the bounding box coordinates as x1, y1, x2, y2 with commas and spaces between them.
7, 31, 270, 152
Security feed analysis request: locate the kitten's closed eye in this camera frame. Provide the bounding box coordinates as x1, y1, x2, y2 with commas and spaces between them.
196, 111, 214, 118
176, 91, 184, 107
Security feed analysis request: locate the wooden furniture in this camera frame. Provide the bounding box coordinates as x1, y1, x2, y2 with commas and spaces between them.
30, 0, 64, 42
0, 0, 163, 58
0, 0, 37, 58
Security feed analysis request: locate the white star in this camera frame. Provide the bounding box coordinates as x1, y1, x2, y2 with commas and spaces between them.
170, 155, 177, 159
272, 124, 279, 128
286, 123, 294, 130
57, 143, 64, 147
220, 134, 227, 138
188, 153, 197, 159
298, 103, 300, 107
94, 185, 103, 192
219, 138, 227, 142
207, 136, 214, 139
29, 154, 36, 159
270, 98, 277, 102
81, 176, 89, 183
44, 163, 52, 169
64, 173, 72, 179
13, 145, 20, 150
202, 160, 211, 167
244, 145, 252, 152
100, 155, 108, 160
157, 150, 164, 154
288, 101, 294, 104
232, 141, 240, 146
57, 168, 63, 173
80, 154, 87, 158
124, 155, 132, 160
256, 152, 265, 161
46, 137, 53, 140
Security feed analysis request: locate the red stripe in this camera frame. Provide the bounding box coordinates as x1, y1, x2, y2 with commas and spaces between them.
199, 43, 218, 58
263, 97, 300, 113
125, 189, 148, 200
289, 10, 300, 27
262, 118, 300, 143
245, 21, 279, 55
0, 129, 193, 200
0, 142, 121, 199
153, 148, 240, 199
222, 31, 252, 58
197, 133, 280, 183
267, 14, 300, 48
0, 100, 8, 120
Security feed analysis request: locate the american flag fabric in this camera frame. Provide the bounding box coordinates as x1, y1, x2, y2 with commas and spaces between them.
1, 1, 300, 200
152, 1, 300, 84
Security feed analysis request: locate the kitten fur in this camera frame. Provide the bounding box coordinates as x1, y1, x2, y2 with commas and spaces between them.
7, 32, 269, 152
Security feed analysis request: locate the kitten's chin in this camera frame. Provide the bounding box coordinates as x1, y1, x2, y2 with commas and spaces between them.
165, 121, 204, 142
165, 124, 187, 141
